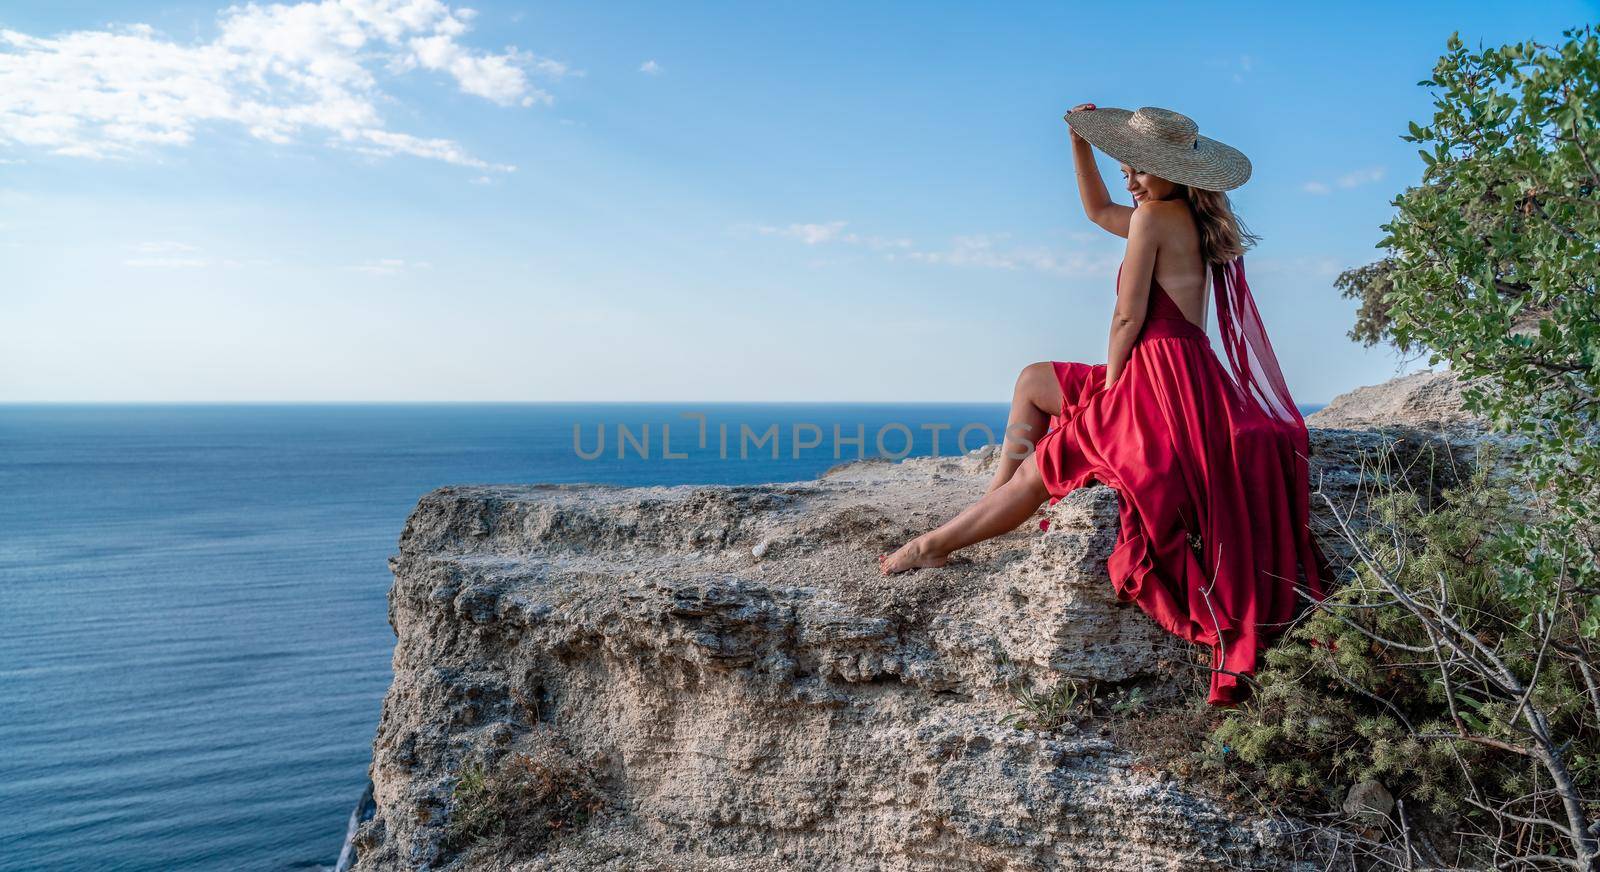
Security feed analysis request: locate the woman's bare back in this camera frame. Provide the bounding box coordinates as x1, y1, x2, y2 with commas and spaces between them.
1140, 200, 1209, 332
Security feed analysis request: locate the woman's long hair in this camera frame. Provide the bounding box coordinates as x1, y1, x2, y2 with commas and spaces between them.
1179, 185, 1260, 265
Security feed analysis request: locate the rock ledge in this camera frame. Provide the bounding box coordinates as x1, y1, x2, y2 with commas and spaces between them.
352, 380, 1508, 871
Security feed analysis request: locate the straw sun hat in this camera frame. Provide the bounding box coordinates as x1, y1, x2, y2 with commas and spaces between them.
1063, 106, 1252, 191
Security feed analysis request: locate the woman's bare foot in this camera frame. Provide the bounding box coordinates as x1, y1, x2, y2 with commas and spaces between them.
878, 536, 949, 575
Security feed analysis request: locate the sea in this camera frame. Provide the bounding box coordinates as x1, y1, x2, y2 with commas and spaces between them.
0, 401, 1322, 872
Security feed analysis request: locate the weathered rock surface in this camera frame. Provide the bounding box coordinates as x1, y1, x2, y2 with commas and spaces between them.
1306, 368, 1488, 432
351, 378, 1513, 872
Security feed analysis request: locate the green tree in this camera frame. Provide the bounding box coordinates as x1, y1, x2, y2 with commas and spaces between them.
1335, 25, 1600, 622
1215, 27, 1600, 870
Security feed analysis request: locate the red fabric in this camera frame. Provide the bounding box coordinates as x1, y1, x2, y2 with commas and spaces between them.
1032, 255, 1331, 705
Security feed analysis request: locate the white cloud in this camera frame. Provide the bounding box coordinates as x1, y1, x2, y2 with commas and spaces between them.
907, 235, 1021, 270
755, 220, 911, 250
339, 128, 514, 172
399, 37, 562, 107
0, 0, 572, 169
1337, 166, 1386, 188
124, 240, 206, 267
903, 233, 1116, 276
125, 256, 207, 268
351, 257, 431, 275
130, 240, 200, 254
528, 57, 580, 79
1248, 255, 1347, 279
852, 228, 907, 250
1206, 53, 1254, 84
751, 221, 1111, 276
639, 59, 662, 75
1232, 54, 1254, 83
1302, 166, 1385, 196
758, 220, 845, 245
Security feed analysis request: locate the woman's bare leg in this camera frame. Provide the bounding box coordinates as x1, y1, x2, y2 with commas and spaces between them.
881, 453, 1052, 575
985, 362, 1064, 495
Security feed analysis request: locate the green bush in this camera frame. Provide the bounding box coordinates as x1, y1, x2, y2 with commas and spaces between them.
1214, 440, 1600, 865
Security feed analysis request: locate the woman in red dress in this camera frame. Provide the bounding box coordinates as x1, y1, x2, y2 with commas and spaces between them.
879, 104, 1331, 705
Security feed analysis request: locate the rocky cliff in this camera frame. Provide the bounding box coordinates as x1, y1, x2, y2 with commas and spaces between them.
1304, 368, 1489, 433
349, 372, 1506, 871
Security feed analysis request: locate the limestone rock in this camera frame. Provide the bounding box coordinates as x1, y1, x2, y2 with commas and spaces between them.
351, 418, 1513, 871
1306, 369, 1488, 432
1342, 780, 1395, 829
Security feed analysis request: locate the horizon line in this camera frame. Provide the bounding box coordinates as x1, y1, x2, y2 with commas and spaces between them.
0, 399, 1332, 407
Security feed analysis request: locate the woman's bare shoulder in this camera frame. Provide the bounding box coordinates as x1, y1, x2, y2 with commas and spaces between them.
1135, 199, 1192, 225
1130, 200, 1200, 245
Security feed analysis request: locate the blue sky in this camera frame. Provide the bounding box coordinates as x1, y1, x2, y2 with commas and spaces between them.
1, 1, 1593, 402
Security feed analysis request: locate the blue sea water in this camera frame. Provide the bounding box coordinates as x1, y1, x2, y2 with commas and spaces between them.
0, 401, 1323, 871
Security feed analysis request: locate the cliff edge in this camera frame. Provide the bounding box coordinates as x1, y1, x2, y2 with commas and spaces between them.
349, 373, 1505, 871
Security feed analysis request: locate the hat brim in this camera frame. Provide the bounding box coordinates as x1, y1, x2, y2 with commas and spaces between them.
1065, 107, 1252, 192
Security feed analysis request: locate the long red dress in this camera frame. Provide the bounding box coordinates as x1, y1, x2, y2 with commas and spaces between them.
1032, 254, 1331, 705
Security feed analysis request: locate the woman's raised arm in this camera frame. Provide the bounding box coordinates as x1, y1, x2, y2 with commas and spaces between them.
1065, 104, 1134, 238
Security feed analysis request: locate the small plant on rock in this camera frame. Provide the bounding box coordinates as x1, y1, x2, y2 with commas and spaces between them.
1000, 674, 1092, 732
443, 747, 606, 858
1109, 686, 1150, 718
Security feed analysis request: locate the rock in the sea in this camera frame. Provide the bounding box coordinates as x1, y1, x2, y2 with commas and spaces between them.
350, 375, 1513, 871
